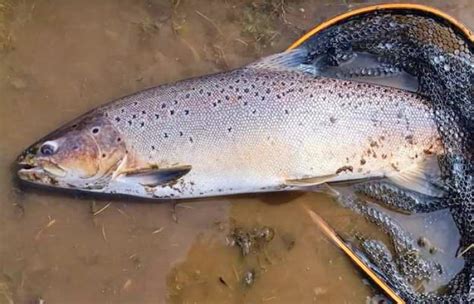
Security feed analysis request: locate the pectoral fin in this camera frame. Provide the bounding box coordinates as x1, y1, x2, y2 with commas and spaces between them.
118, 165, 192, 187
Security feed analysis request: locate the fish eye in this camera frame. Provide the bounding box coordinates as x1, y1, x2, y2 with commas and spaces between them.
40, 141, 58, 156
91, 127, 100, 134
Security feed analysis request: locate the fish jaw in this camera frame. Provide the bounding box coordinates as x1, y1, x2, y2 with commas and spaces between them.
17, 165, 60, 187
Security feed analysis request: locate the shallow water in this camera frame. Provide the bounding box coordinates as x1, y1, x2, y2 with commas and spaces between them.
0, 0, 472, 303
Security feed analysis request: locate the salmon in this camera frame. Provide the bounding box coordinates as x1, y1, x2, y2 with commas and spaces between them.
16, 49, 444, 200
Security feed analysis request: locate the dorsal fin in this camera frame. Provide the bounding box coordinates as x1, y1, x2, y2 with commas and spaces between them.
247, 48, 419, 93
247, 48, 317, 75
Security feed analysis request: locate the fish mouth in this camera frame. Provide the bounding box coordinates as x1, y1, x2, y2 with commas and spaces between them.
16, 155, 62, 185
17, 164, 58, 185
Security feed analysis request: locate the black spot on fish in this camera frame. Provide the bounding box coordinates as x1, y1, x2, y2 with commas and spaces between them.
174, 100, 178, 105
237, 96, 242, 100
199, 89, 203, 94
189, 137, 193, 143
266, 88, 271, 94
185, 93, 190, 98
161, 103, 166, 109
121, 109, 125, 113
164, 133, 168, 138
140, 122, 145, 127
151, 145, 155, 150
155, 114, 159, 119
142, 110, 146, 115
184, 110, 189, 115
115, 117, 121, 122
243, 101, 248, 106
212, 102, 217, 107
170, 110, 175, 115
128, 120, 132, 126
227, 127, 232, 132
134, 102, 138, 105
254, 92, 259, 97
179, 131, 183, 136
252, 109, 257, 114
207, 92, 211, 96
235, 79, 240, 83
225, 96, 230, 101
285, 109, 289, 114
117, 137, 121, 142
277, 94, 281, 99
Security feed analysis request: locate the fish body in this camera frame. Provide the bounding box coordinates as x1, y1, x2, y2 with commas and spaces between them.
17, 51, 443, 199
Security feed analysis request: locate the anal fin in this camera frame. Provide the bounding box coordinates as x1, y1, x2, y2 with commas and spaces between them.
285, 174, 337, 187
387, 156, 445, 198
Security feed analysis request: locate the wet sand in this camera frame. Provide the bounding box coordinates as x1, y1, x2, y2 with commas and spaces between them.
0, 1, 472, 303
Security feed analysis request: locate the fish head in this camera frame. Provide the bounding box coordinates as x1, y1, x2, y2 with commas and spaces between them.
17, 113, 127, 190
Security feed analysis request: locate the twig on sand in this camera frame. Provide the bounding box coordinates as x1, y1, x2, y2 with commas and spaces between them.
35, 217, 56, 241
262, 296, 277, 302
101, 225, 108, 242
116, 207, 129, 218
93, 202, 111, 216
171, 201, 179, 223
122, 279, 132, 291
152, 227, 165, 234
232, 265, 240, 282
195, 10, 223, 37
234, 38, 249, 46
